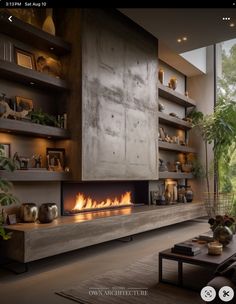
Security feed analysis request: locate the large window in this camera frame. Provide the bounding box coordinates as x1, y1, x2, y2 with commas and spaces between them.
216, 39, 236, 193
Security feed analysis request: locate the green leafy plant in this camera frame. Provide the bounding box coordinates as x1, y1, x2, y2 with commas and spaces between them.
187, 89, 236, 194
208, 215, 235, 234
0, 144, 18, 240
27, 109, 60, 127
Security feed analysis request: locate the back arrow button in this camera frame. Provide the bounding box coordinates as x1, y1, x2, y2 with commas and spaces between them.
8, 16, 12, 22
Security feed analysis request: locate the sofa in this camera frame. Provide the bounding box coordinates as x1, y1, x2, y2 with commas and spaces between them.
207, 258, 236, 303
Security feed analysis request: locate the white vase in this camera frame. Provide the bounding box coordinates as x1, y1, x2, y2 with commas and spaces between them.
42, 8, 55, 35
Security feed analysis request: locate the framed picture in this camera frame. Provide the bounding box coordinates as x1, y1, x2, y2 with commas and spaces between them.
0, 143, 11, 158
8, 214, 17, 225
46, 148, 65, 172
15, 96, 33, 112
15, 48, 35, 70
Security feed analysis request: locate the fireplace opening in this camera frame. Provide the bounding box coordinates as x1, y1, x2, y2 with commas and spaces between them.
62, 181, 149, 215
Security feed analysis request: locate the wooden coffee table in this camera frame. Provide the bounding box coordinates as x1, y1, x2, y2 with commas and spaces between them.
159, 236, 236, 289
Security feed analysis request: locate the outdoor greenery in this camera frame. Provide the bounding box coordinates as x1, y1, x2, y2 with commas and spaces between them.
0, 144, 18, 240
187, 90, 236, 194
220, 42, 236, 195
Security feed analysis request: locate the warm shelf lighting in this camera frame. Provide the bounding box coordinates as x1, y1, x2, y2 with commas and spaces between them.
177, 38, 182, 43
229, 22, 235, 27
182, 37, 187, 41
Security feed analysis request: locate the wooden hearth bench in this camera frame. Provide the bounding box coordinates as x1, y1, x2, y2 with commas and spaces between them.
3, 202, 206, 264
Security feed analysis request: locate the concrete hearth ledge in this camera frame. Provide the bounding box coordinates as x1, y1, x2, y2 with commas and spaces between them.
3, 202, 206, 263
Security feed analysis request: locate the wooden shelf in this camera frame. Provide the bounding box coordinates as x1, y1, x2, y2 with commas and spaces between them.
0, 12, 71, 55
159, 141, 196, 153
0, 60, 68, 91
158, 112, 192, 130
158, 83, 196, 107
159, 172, 193, 179
0, 118, 70, 139
0, 170, 71, 181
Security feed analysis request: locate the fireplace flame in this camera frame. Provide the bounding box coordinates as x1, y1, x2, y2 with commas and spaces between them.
72, 191, 133, 211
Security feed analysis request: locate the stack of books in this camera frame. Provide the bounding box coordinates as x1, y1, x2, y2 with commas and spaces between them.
198, 232, 214, 242
171, 242, 201, 256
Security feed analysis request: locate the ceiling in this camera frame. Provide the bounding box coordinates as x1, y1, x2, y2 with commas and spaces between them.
119, 9, 236, 53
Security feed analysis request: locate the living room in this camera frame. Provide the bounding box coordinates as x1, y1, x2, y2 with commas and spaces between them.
0, 5, 236, 304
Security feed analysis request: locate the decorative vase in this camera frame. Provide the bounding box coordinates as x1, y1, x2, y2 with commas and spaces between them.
38, 203, 58, 223
20, 203, 38, 222
158, 68, 164, 84
169, 77, 177, 90
42, 9, 55, 35
213, 225, 233, 246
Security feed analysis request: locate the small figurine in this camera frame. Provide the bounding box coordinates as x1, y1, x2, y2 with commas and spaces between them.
13, 152, 21, 169
33, 154, 42, 168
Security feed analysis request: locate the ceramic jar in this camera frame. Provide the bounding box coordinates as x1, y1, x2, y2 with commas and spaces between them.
208, 241, 223, 255
38, 203, 58, 223
185, 186, 193, 202
20, 203, 38, 222
213, 225, 233, 246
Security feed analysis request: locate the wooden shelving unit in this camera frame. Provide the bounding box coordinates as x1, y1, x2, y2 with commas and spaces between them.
0, 60, 68, 91
0, 11, 72, 183
159, 141, 196, 153
158, 83, 196, 107
159, 172, 193, 179
158, 112, 192, 130
0, 12, 71, 55
0, 170, 71, 181
0, 119, 70, 139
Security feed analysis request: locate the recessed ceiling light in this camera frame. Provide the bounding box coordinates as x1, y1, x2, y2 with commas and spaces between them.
182, 37, 187, 41
30, 82, 35, 85
177, 38, 182, 43
50, 47, 54, 50
230, 22, 235, 27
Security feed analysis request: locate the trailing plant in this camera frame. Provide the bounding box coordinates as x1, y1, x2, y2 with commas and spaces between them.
0, 144, 18, 240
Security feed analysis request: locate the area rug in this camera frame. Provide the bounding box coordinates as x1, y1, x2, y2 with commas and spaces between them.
56, 253, 210, 304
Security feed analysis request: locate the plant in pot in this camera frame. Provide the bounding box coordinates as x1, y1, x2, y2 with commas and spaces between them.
0, 144, 18, 240
187, 88, 236, 217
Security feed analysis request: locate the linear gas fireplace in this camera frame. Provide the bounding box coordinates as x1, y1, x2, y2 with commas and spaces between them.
62, 181, 149, 215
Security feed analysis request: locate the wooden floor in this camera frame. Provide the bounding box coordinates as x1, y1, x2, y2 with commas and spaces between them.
0, 218, 208, 304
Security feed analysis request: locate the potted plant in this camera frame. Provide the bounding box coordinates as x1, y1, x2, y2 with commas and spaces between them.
187, 89, 236, 216
0, 144, 18, 240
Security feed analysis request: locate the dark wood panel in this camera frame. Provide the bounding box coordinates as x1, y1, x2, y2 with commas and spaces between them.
159, 172, 193, 179
0, 12, 71, 55
158, 112, 192, 130
0, 60, 68, 91
158, 83, 196, 107
0, 170, 71, 181
0, 119, 70, 139
159, 141, 196, 153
